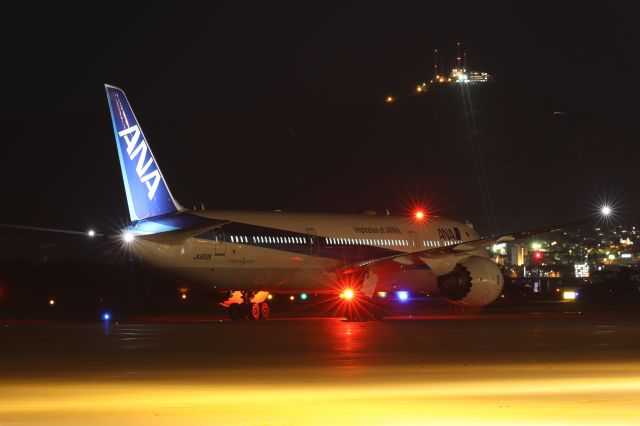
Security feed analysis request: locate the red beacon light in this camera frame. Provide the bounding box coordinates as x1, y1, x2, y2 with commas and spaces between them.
340, 289, 355, 300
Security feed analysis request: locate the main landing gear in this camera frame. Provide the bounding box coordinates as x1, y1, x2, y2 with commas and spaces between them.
228, 291, 270, 320
342, 293, 386, 322
343, 305, 385, 321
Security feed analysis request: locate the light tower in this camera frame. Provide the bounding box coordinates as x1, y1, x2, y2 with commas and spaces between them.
433, 48, 439, 78
456, 42, 462, 69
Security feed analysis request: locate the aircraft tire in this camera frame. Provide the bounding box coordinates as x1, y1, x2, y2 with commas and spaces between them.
229, 303, 242, 320
259, 302, 270, 320
248, 303, 261, 320
372, 308, 385, 320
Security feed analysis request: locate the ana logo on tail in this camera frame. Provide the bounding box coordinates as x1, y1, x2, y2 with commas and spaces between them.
118, 125, 161, 200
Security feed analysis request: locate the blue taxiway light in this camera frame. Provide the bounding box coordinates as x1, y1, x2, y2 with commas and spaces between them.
103, 313, 111, 321
397, 291, 409, 301
300, 293, 308, 300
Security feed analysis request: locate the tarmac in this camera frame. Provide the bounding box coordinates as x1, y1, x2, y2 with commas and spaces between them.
1, 302, 640, 425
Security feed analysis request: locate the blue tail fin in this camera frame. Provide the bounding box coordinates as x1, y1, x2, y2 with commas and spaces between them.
105, 84, 181, 222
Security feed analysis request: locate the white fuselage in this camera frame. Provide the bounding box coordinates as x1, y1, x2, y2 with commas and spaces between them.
131, 210, 485, 294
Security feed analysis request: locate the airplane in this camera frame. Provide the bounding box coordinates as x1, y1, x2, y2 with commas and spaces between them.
105, 84, 575, 321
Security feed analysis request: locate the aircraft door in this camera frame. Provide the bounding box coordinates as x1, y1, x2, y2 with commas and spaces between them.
408, 231, 420, 251
214, 227, 226, 256
306, 228, 319, 256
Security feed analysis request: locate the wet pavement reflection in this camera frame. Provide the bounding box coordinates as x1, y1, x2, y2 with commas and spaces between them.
2, 309, 640, 424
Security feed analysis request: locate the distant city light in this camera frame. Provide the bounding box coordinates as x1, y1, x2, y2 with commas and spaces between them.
563, 291, 576, 300
103, 312, 111, 321
48, 299, 55, 306
87, 229, 96, 238
491, 243, 506, 254
289, 295, 295, 301
123, 232, 134, 243
385, 95, 394, 103
456, 73, 469, 83
300, 293, 308, 300
397, 291, 409, 301
574, 263, 589, 278
601, 205, 612, 216
181, 294, 187, 300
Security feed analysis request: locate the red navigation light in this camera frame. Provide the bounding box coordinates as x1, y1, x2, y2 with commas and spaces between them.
415, 210, 425, 220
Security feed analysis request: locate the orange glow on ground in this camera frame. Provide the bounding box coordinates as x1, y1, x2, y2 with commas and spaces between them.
2, 362, 640, 425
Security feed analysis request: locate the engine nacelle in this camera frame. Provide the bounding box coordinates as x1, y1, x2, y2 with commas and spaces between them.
436, 256, 503, 307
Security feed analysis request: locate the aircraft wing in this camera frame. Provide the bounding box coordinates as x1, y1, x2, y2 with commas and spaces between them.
0, 223, 112, 262
341, 218, 589, 279
0, 223, 105, 235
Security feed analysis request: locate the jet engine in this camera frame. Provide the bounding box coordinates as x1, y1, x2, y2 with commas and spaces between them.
436, 256, 503, 307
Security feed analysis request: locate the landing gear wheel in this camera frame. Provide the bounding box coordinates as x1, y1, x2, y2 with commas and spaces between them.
344, 310, 363, 322
248, 303, 261, 320
372, 308, 385, 320
228, 303, 242, 320
259, 302, 270, 320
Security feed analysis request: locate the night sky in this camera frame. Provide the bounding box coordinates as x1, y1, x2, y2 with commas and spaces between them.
1, 3, 636, 236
